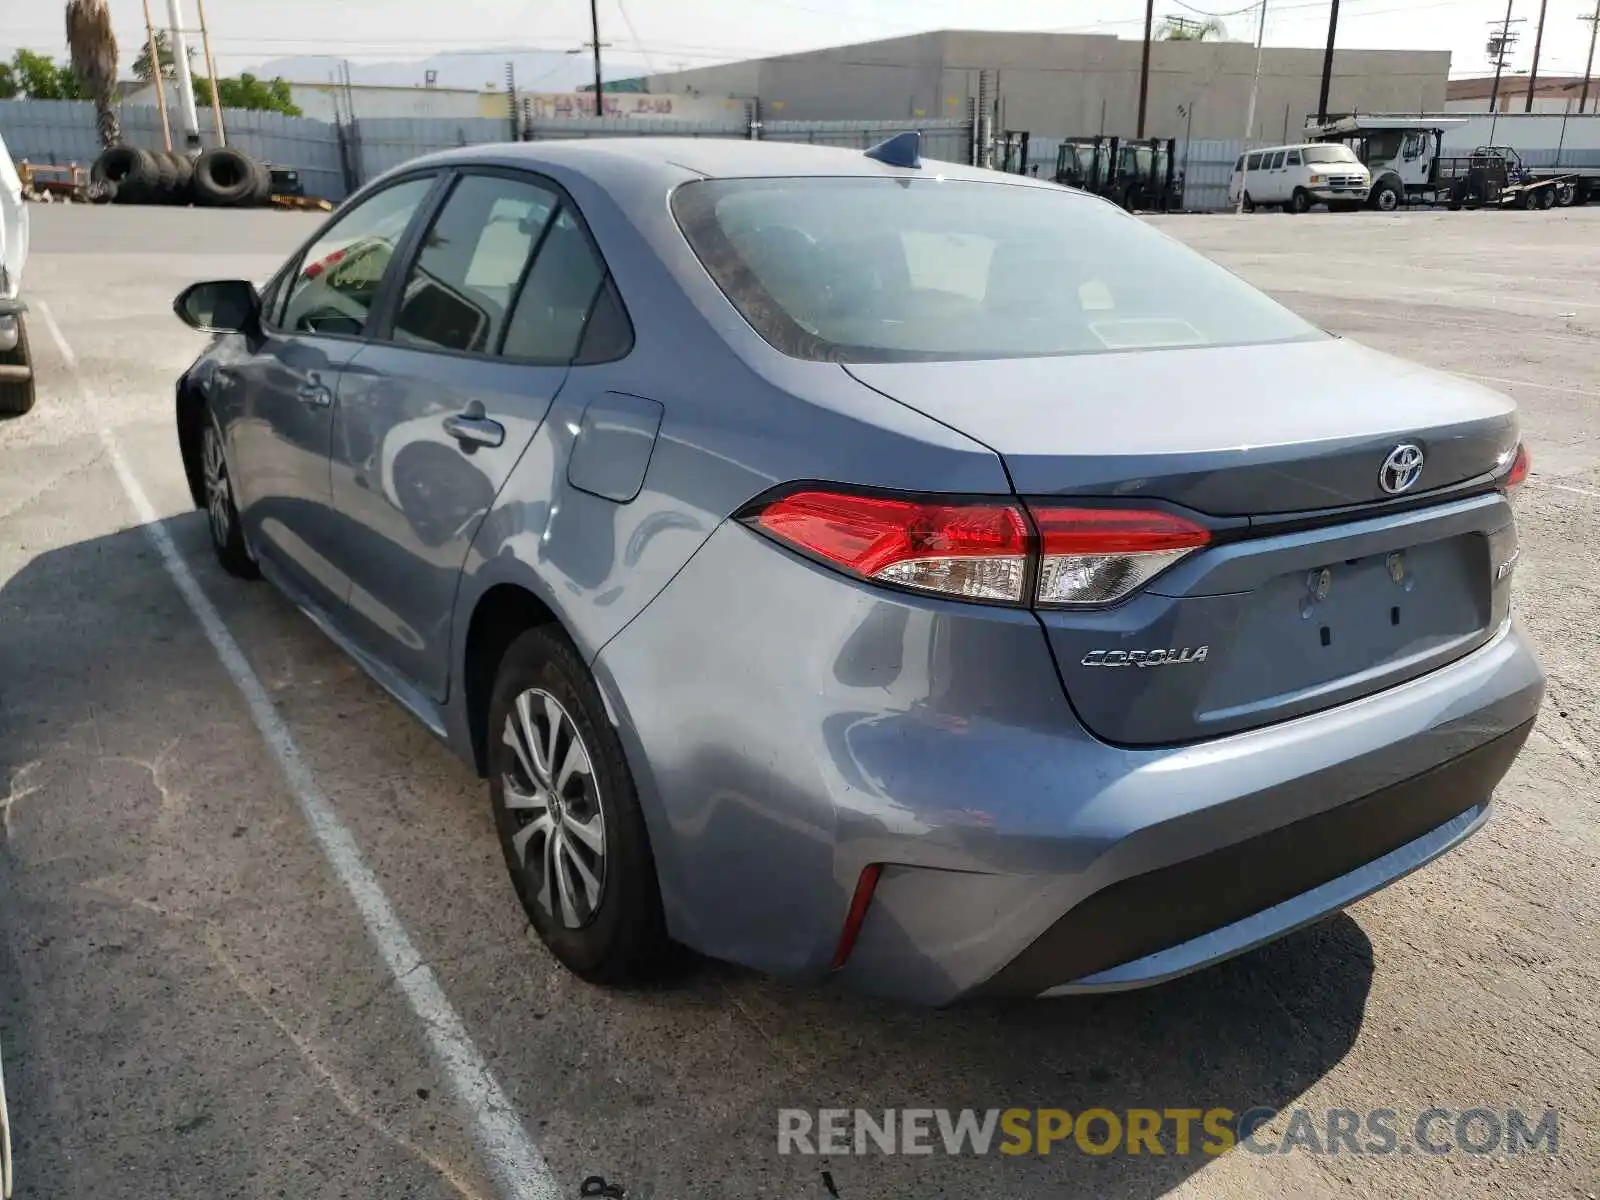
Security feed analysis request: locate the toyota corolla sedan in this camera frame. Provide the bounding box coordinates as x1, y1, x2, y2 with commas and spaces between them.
172, 135, 1543, 1006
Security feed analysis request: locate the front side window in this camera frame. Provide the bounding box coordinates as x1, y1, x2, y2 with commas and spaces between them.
672, 177, 1320, 363
391, 174, 558, 355
1285, 150, 1302, 167
279, 177, 435, 337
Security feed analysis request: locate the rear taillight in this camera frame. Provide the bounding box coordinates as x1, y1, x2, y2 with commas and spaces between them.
1030, 505, 1211, 605
743, 488, 1208, 607
748, 490, 1031, 603
1500, 443, 1530, 494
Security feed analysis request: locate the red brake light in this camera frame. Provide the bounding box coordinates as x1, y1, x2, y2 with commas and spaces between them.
1502, 443, 1530, 493
750, 489, 1031, 603
1029, 505, 1210, 606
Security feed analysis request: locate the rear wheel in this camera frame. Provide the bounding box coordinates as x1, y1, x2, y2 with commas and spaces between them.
488, 626, 669, 984
201, 416, 259, 579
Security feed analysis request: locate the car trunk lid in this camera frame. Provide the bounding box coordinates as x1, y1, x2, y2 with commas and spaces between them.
846, 339, 1521, 745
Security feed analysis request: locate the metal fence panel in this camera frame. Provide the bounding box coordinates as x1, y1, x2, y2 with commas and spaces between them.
761, 117, 971, 165
526, 116, 750, 141
0, 99, 347, 199
355, 116, 510, 182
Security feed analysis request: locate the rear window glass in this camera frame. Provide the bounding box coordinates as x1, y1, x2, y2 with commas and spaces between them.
671, 177, 1320, 363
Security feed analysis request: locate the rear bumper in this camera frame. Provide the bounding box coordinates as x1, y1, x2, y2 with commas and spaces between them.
594, 522, 1545, 1007
997, 719, 1527, 996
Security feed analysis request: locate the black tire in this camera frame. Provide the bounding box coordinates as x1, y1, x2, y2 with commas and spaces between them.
1533, 187, 1555, 211
93, 145, 158, 204
200, 415, 259, 579
149, 151, 178, 204
193, 147, 260, 207
1370, 181, 1401, 212
251, 159, 273, 206
488, 626, 669, 985
163, 151, 195, 204
1288, 187, 1312, 214
0, 314, 36, 418
1241, 191, 1256, 213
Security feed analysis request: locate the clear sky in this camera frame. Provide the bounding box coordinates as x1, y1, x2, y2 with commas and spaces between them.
3, 0, 1596, 81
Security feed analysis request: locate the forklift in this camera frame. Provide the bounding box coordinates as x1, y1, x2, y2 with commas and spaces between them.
1051, 135, 1183, 212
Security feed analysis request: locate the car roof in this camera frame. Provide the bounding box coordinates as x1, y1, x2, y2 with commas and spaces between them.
400, 136, 1047, 188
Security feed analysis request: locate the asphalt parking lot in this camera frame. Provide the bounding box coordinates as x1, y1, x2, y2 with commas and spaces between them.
1, 202, 1596, 1200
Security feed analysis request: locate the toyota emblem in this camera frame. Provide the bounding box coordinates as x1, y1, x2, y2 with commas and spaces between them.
1379, 443, 1425, 495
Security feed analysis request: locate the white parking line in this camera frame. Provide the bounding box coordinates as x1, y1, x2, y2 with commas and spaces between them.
34, 301, 561, 1200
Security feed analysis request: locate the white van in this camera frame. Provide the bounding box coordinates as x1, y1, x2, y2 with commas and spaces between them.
1227, 142, 1372, 213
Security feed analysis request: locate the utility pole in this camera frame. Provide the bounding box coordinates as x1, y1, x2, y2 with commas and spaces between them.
589, 0, 605, 114
1486, 1, 1521, 114
1316, 0, 1340, 122
195, 0, 226, 148
1580, 4, 1599, 115
1525, 0, 1549, 111
140, 0, 173, 152
164, 0, 202, 152
1135, 0, 1155, 137
1236, 0, 1269, 215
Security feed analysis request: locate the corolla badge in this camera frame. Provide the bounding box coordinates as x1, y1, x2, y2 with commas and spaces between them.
1379, 443, 1425, 495
1081, 647, 1209, 668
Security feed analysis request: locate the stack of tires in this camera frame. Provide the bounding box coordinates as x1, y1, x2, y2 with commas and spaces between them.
90, 145, 272, 208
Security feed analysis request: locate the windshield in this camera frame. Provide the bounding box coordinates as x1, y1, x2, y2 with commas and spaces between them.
672, 177, 1320, 363
1304, 145, 1360, 164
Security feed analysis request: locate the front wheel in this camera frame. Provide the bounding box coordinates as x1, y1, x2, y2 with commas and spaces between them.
1288, 187, 1312, 214
488, 626, 669, 985
0, 313, 35, 417
1370, 182, 1401, 212
201, 417, 260, 579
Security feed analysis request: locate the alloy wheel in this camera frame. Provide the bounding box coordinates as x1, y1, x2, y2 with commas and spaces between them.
202, 424, 232, 549
501, 688, 607, 929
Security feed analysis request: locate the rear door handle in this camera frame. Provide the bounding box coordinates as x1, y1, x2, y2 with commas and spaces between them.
297, 380, 333, 408
443, 410, 504, 450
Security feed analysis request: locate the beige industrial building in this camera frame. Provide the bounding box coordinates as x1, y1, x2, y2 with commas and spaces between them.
638, 30, 1451, 141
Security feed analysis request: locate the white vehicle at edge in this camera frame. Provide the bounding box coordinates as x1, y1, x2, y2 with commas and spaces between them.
1227, 142, 1372, 213
0, 129, 35, 418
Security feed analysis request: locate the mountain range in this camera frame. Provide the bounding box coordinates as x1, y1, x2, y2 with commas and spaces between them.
245, 50, 660, 93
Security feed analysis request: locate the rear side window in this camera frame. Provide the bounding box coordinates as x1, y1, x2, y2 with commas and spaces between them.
391, 174, 558, 355
671, 177, 1319, 363
501, 209, 617, 362
279, 177, 434, 336
1246, 152, 1264, 170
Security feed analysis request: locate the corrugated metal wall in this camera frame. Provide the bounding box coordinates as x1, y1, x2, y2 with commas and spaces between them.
356, 116, 509, 181
525, 116, 750, 141
0, 99, 345, 201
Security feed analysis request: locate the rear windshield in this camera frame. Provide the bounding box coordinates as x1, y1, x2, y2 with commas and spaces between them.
672, 177, 1320, 363
1304, 145, 1360, 164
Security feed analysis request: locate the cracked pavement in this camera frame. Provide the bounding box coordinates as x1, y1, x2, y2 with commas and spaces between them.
0, 204, 1595, 1199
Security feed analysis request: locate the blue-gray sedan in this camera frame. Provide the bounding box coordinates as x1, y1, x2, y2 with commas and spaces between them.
172, 135, 1543, 1005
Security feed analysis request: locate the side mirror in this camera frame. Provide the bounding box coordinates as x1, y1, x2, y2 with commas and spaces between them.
174, 279, 260, 334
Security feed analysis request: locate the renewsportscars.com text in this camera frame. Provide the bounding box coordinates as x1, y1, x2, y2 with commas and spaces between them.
777, 1107, 1559, 1158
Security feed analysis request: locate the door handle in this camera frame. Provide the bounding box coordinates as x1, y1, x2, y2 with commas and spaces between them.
443, 411, 504, 450
297, 381, 333, 408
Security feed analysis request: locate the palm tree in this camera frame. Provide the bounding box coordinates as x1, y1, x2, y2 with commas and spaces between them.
65, 0, 121, 148
1159, 15, 1228, 41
